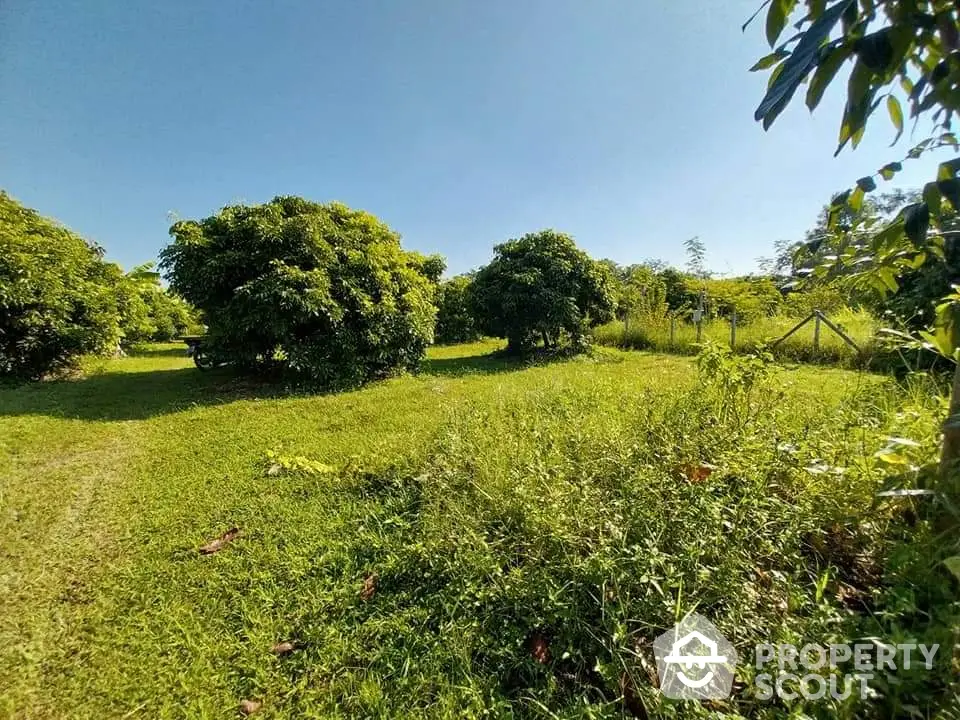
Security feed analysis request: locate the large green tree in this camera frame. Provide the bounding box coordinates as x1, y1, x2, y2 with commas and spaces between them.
160, 197, 439, 386
749, 0, 960, 472
0, 192, 122, 379
470, 230, 616, 353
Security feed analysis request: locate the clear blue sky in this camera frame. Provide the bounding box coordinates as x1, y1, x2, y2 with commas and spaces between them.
0, 0, 950, 276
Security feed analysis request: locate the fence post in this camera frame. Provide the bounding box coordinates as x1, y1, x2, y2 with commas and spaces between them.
813, 313, 821, 352
730, 310, 737, 349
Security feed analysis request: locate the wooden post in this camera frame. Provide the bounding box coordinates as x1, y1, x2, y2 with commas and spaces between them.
813, 313, 821, 352
770, 312, 816, 349
696, 289, 706, 344
815, 311, 861, 352
730, 310, 737, 349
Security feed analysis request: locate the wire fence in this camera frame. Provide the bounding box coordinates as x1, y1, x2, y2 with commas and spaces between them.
591, 308, 881, 365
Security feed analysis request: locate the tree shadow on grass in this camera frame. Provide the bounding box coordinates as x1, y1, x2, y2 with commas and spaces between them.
418, 346, 597, 378
0, 366, 296, 422
124, 345, 190, 359
0, 346, 592, 422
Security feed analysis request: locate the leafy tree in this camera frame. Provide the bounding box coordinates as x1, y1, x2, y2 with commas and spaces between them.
600, 260, 669, 321
700, 276, 783, 320
659, 267, 696, 312
470, 230, 616, 353
683, 236, 709, 279
749, 0, 960, 473
160, 197, 438, 386
435, 274, 481, 344
0, 192, 121, 379
115, 263, 200, 344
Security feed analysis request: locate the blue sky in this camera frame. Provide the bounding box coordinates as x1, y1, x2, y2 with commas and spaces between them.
0, 0, 950, 277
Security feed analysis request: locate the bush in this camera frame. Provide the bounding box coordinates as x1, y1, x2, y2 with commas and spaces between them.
470, 230, 616, 353
0, 192, 121, 380
435, 275, 481, 344
160, 197, 438, 386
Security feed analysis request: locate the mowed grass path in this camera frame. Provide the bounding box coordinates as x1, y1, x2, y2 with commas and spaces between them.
0, 342, 882, 718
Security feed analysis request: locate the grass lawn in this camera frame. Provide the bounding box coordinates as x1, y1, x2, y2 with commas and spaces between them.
1, 341, 955, 718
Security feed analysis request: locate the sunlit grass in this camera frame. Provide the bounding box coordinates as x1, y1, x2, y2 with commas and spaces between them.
0, 341, 953, 718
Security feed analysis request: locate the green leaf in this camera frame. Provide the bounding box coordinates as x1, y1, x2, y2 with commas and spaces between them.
751, 49, 790, 71
904, 203, 930, 246
806, 43, 853, 111
755, 0, 856, 125
856, 175, 877, 192
849, 185, 865, 212
855, 29, 894, 72
944, 557, 960, 583
878, 266, 899, 292
938, 158, 960, 181
886, 95, 904, 144
767, 60, 787, 90
879, 161, 902, 180
923, 181, 942, 217
876, 451, 907, 465
766, 0, 798, 47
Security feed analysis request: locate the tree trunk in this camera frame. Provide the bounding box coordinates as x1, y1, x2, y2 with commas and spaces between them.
939, 361, 960, 485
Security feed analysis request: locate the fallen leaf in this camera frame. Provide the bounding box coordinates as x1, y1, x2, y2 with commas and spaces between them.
271, 641, 297, 655
265, 463, 282, 477
199, 527, 241, 555
679, 463, 715, 483
360, 573, 378, 600
239, 698, 262, 716
528, 631, 550, 664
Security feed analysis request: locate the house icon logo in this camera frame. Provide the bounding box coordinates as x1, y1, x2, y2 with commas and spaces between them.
653, 613, 738, 700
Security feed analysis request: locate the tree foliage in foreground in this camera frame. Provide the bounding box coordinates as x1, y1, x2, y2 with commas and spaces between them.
470, 230, 616, 353
751, 0, 960, 475
0, 192, 121, 379
161, 197, 440, 386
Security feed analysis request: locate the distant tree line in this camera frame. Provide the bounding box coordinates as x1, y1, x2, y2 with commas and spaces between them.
5, 187, 952, 384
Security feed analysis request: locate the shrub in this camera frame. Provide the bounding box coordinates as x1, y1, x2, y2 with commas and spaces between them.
0, 192, 121, 380
160, 197, 438, 386
435, 275, 481, 344
470, 230, 616, 353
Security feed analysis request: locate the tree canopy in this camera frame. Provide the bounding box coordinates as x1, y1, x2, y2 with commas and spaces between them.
160, 197, 438, 386
470, 230, 616, 353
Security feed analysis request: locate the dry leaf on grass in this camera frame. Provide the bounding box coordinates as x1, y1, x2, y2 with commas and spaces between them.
679, 462, 715, 483
239, 698, 262, 715
198, 527, 241, 555
271, 641, 297, 655
360, 573, 378, 600
528, 632, 550, 664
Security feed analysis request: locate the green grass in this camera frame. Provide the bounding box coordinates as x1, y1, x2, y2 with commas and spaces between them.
591, 309, 881, 366
1, 341, 956, 718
